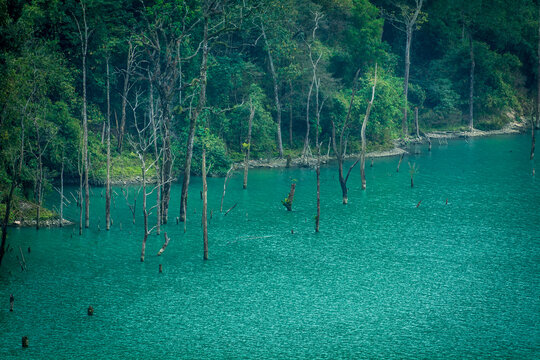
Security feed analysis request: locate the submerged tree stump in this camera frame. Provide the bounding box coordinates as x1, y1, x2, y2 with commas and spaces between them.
159, 264, 163, 273
281, 183, 296, 211
22, 336, 28, 348
87, 305, 94, 316
10, 294, 14, 312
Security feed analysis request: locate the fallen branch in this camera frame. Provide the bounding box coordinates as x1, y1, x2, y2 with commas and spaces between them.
224, 203, 237, 216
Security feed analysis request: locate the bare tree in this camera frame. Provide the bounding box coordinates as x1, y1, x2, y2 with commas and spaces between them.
302, 12, 324, 159
243, 98, 255, 189
468, 32, 475, 131
73, 0, 92, 229
384, 0, 424, 137
127, 90, 160, 262
360, 64, 378, 190
260, 20, 284, 158
331, 69, 362, 204
202, 146, 208, 260
106, 55, 112, 231
118, 39, 139, 153
29, 111, 55, 229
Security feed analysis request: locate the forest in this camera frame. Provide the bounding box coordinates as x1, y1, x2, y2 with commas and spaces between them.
0, 0, 539, 266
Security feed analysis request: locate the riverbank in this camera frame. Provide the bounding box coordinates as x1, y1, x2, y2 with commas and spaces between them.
245, 121, 530, 169
1, 197, 73, 228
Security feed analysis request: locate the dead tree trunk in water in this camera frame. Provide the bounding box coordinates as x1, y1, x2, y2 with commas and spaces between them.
316, 147, 321, 232
261, 21, 284, 158
106, 56, 111, 231
202, 147, 208, 260
282, 183, 296, 211
531, 119, 536, 160
73, 0, 91, 229
332, 68, 362, 204
468, 33, 475, 131
179, 16, 209, 223
537, 2, 540, 129
360, 64, 378, 190
243, 98, 255, 189
60, 153, 64, 227
221, 165, 233, 212
397, 153, 405, 172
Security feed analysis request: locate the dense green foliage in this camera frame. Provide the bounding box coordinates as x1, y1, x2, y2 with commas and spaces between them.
0, 0, 537, 205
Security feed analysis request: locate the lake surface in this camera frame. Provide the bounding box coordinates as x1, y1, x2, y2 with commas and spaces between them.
1, 134, 539, 359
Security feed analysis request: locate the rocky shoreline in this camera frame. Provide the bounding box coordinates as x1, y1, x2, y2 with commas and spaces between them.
11, 218, 74, 228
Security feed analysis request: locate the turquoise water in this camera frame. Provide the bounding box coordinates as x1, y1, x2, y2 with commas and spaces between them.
1, 134, 539, 359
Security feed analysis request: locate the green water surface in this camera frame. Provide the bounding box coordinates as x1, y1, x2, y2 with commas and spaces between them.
1, 134, 539, 359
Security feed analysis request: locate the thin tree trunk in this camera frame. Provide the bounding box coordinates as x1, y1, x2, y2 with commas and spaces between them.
118, 41, 134, 153
221, 166, 233, 212
415, 107, 420, 138
0, 182, 16, 266
150, 77, 160, 235
531, 119, 536, 160
106, 56, 111, 231
261, 22, 283, 158
537, 2, 540, 129
141, 158, 148, 262
469, 34, 475, 131
289, 80, 293, 147
243, 99, 255, 189
303, 75, 314, 157
361, 64, 378, 190
180, 16, 209, 223
60, 155, 64, 227
202, 147, 208, 260
161, 107, 172, 224
315, 148, 320, 232
403, 30, 411, 137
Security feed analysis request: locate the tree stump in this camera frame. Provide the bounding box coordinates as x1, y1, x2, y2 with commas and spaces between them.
22, 336, 28, 348
281, 183, 296, 211
87, 305, 94, 316
159, 264, 163, 273
10, 294, 14, 312
286, 155, 291, 168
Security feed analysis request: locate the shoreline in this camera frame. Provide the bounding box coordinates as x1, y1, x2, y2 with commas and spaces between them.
246, 121, 530, 169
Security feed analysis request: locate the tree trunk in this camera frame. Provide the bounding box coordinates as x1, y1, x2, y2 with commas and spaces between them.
78, 4, 90, 230
180, 17, 209, 223
106, 56, 111, 231
161, 107, 172, 224
149, 77, 160, 235
315, 153, 320, 232
118, 41, 134, 153
289, 80, 293, 147
243, 99, 255, 189
303, 74, 315, 157
60, 155, 64, 227
282, 183, 296, 211
414, 107, 420, 138
141, 158, 148, 262
537, 2, 539, 129
361, 64, 378, 190
202, 147, 208, 260
338, 160, 348, 204
469, 34, 475, 131
261, 22, 283, 158
221, 166, 233, 212
397, 153, 405, 172
403, 29, 411, 137
0, 182, 16, 266
531, 120, 536, 160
